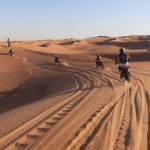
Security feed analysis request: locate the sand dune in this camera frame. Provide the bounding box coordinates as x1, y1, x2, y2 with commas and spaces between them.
0, 36, 150, 150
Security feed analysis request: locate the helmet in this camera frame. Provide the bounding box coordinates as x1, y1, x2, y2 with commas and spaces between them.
119, 48, 125, 53
96, 54, 100, 57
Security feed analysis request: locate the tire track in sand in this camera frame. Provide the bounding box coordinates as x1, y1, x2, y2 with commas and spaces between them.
0, 68, 98, 150
126, 77, 148, 150
66, 79, 127, 150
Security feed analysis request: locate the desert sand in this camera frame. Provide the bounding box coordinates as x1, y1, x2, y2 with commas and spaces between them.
0, 36, 150, 150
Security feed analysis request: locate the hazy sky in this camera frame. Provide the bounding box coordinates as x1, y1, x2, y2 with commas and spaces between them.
0, 0, 150, 40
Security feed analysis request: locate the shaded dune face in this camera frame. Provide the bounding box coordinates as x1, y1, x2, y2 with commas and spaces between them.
86, 36, 150, 50
0, 75, 75, 113
100, 52, 150, 62
39, 43, 50, 47
94, 41, 150, 50
59, 41, 75, 45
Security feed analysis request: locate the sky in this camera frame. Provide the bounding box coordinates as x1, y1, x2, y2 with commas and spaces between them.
0, 0, 150, 40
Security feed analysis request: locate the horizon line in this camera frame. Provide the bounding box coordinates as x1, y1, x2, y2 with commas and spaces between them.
1, 34, 150, 42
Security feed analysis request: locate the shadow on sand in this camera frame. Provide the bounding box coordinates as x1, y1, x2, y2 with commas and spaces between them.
102, 52, 150, 62
94, 40, 150, 50
0, 75, 75, 113
0, 53, 8, 56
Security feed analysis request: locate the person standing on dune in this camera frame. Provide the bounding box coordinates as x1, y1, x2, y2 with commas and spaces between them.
7, 38, 11, 47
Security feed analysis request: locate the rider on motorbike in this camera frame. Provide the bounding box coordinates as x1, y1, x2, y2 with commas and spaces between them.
54, 55, 60, 64
95, 54, 104, 69
8, 47, 13, 56
115, 48, 132, 78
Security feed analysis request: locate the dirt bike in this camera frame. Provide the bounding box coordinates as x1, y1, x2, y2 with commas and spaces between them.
54, 57, 60, 64
8, 49, 13, 56
120, 66, 131, 82
96, 61, 104, 69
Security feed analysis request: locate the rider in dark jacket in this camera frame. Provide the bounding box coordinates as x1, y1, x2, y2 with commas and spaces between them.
95, 54, 104, 69
54, 56, 60, 64
115, 48, 132, 78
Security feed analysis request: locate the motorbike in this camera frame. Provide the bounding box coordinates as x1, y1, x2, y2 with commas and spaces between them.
120, 66, 131, 82
8, 48, 13, 56
96, 60, 104, 69
54, 57, 60, 64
